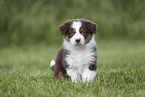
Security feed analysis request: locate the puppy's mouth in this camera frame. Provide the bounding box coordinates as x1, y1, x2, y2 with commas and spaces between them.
75, 43, 83, 46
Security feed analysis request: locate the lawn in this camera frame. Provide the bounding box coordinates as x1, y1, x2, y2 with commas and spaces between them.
0, 39, 145, 97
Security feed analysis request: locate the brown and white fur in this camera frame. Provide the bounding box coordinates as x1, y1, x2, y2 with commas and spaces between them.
50, 19, 98, 83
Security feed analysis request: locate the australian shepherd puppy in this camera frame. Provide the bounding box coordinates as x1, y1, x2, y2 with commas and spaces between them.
50, 19, 98, 83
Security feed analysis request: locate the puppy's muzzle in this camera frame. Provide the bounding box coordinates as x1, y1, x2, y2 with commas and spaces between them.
75, 39, 81, 43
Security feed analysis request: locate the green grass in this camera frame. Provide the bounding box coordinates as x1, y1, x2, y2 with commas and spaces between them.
0, 39, 145, 97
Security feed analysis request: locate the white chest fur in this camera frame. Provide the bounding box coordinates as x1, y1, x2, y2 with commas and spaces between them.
63, 36, 96, 72
65, 47, 95, 69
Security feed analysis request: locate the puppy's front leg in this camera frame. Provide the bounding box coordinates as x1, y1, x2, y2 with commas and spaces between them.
66, 68, 80, 83
82, 57, 97, 82
82, 67, 96, 82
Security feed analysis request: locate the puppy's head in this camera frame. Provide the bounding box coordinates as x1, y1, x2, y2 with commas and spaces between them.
59, 19, 98, 46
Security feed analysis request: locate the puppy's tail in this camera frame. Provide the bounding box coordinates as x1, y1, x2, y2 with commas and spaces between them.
50, 60, 55, 71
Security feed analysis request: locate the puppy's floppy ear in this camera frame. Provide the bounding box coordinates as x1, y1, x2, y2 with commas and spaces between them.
82, 19, 98, 34
59, 20, 72, 35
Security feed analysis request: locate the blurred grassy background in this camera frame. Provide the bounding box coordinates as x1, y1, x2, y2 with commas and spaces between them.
0, 0, 145, 46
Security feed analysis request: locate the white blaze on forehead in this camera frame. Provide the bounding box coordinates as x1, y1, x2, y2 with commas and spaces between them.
70, 20, 85, 45
71, 20, 82, 32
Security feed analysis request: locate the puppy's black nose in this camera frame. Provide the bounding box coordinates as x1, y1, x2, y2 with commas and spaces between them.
76, 39, 80, 43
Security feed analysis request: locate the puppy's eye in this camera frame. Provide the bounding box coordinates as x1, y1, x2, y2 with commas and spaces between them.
71, 32, 75, 35
81, 32, 86, 34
